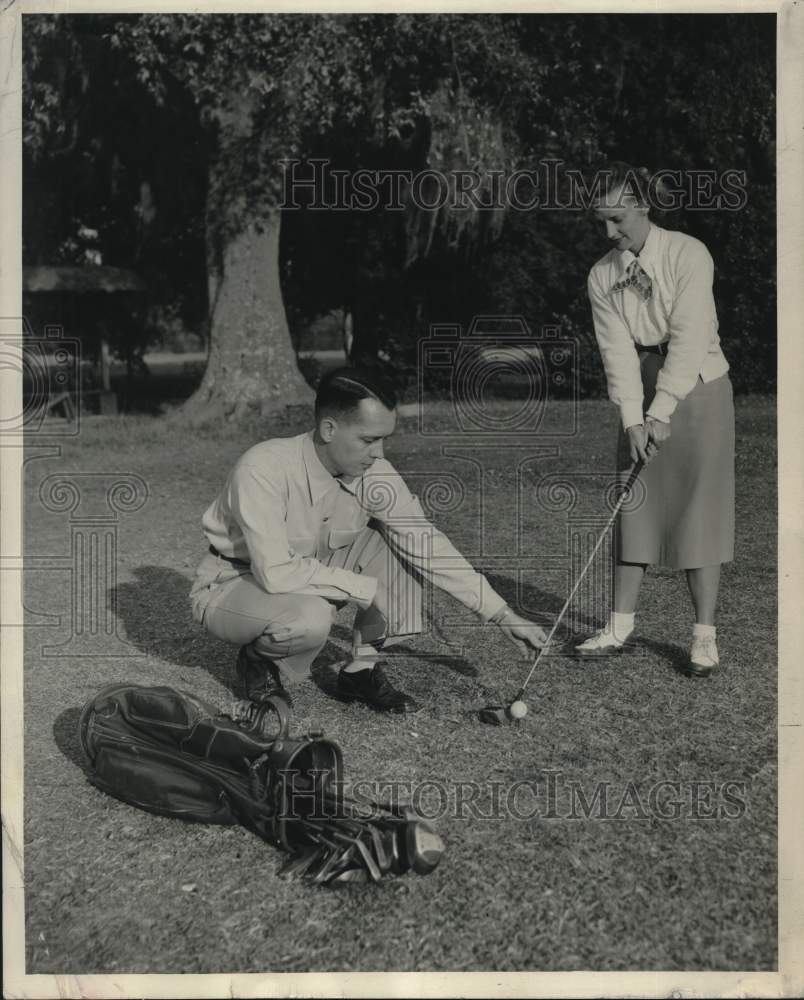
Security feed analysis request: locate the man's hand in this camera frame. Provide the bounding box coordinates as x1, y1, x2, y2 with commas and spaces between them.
267, 621, 308, 643
495, 610, 549, 659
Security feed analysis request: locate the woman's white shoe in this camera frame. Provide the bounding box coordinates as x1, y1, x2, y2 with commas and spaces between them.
574, 624, 631, 657
687, 634, 719, 676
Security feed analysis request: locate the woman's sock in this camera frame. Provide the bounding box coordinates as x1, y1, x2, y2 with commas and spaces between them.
610, 611, 636, 642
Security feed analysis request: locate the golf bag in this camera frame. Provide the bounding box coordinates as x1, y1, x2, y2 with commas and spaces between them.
78, 682, 444, 885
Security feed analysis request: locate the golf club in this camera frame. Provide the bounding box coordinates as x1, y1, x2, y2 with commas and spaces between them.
479, 458, 645, 725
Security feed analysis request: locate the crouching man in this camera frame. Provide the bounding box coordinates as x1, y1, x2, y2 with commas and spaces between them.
190, 368, 546, 714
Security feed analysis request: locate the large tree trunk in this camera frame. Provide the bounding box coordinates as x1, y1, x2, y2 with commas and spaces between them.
180, 207, 314, 423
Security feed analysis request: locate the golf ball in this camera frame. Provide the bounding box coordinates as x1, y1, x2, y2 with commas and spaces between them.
508, 700, 528, 720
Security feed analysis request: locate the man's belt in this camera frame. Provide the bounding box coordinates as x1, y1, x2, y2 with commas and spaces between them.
209, 544, 250, 567
637, 341, 669, 356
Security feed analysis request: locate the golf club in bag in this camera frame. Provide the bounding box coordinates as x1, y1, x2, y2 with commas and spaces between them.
480, 458, 645, 725
79, 682, 444, 885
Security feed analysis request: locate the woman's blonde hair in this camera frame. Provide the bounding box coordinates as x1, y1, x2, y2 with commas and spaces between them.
598, 161, 667, 208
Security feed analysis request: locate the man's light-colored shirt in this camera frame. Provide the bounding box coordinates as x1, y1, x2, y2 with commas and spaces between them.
201, 431, 507, 621
587, 222, 730, 429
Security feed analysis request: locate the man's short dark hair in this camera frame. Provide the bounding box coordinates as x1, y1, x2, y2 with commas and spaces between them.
314, 367, 398, 422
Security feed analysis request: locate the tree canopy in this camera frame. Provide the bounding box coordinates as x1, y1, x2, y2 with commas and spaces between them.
23, 12, 776, 416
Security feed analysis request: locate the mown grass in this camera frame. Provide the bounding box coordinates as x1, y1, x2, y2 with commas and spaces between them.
22, 395, 776, 973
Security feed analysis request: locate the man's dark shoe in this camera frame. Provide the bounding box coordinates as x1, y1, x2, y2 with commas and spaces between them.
337, 663, 419, 714
235, 645, 293, 709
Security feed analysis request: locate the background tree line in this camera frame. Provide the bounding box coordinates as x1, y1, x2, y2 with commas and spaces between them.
23, 12, 776, 420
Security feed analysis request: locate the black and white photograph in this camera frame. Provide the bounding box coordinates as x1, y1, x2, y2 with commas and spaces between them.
1, 1, 802, 997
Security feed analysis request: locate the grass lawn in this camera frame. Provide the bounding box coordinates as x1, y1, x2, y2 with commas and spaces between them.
21, 395, 776, 974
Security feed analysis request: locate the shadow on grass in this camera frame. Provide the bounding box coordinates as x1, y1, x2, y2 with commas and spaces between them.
488, 572, 572, 621
490, 574, 693, 675
639, 636, 695, 676
329, 620, 477, 677
112, 565, 234, 688
53, 706, 89, 775
110, 565, 691, 708
112, 565, 480, 699
310, 627, 477, 703
309, 640, 352, 698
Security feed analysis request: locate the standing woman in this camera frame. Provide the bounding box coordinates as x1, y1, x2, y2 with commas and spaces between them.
576, 162, 735, 675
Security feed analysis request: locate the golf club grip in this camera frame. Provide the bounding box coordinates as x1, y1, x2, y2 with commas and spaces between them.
623, 456, 645, 496
515, 459, 644, 699
602, 457, 644, 530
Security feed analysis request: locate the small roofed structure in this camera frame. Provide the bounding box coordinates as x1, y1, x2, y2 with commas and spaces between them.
23, 265, 148, 415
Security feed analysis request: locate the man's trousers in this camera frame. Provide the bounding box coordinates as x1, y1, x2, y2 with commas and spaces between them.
189, 523, 423, 682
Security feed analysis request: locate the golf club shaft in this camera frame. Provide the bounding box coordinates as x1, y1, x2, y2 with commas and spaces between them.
513, 459, 644, 700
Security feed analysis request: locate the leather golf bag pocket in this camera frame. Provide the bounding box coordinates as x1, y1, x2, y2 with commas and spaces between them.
78, 682, 288, 827
78, 682, 445, 885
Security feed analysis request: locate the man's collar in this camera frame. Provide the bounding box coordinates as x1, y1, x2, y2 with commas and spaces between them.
302, 432, 339, 505
336, 473, 362, 496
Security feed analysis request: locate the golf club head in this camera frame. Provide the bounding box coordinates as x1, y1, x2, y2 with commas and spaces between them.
310, 844, 353, 884
328, 866, 370, 884
353, 837, 383, 883
365, 825, 392, 874
403, 821, 445, 875
278, 846, 326, 879
478, 705, 510, 726
384, 822, 408, 875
